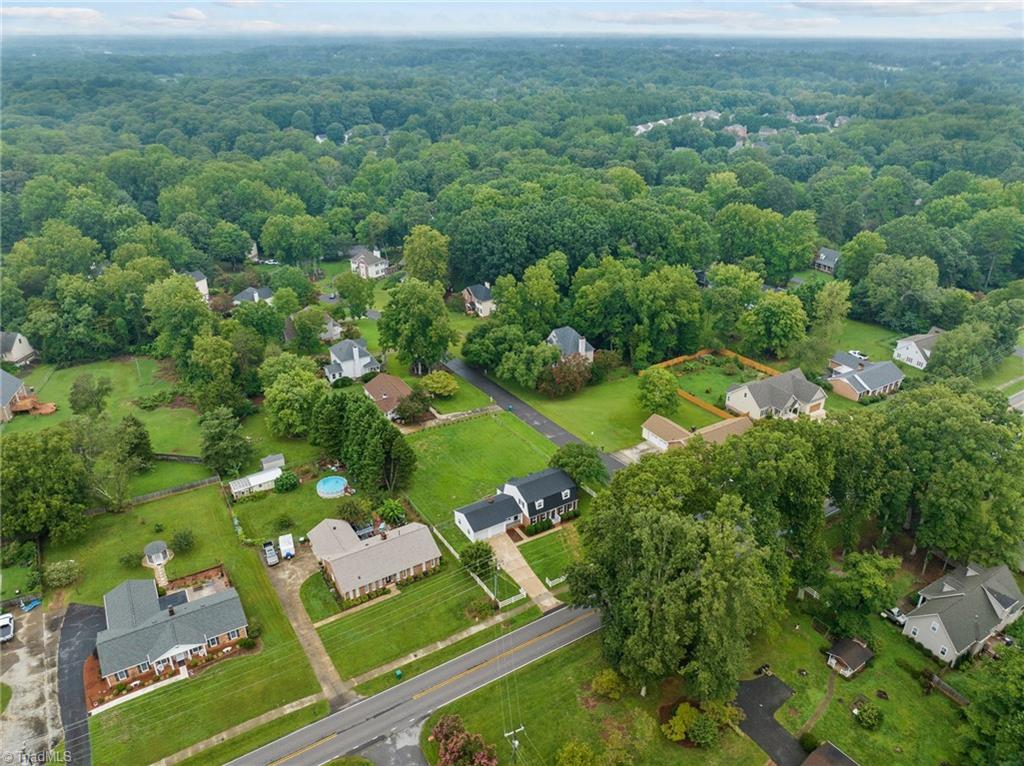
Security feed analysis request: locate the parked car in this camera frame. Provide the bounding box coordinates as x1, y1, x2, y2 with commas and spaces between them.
262, 541, 280, 567
881, 607, 907, 626
0, 613, 14, 643
849, 349, 868, 360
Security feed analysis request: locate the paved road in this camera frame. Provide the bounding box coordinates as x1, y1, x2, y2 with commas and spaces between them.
444, 359, 625, 475
57, 604, 106, 766
228, 607, 600, 766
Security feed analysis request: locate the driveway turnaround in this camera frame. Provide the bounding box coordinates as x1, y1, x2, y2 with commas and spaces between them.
735, 675, 807, 766
227, 606, 600, 766
444, 359, 625, 475
56, 603, 106, 766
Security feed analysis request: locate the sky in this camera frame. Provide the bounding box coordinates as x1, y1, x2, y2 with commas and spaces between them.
1, 0, 1021, 39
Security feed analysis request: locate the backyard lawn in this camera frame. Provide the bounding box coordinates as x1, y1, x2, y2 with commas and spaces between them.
316, 561, 488, 679
671, 357, 760, 408
45, 486, 319, 766
1, 358, 203, 454
233, 478, 337, 542
518, 528, 577, 584
405, 413, 556, 550
239, 411, 321, 471
506, 373, 720, 451
421, 633, 764, 766
0, 565, 33, 601
126, 460, 214, 497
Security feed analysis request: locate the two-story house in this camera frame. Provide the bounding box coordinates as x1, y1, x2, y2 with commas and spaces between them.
325, 338, 381, 382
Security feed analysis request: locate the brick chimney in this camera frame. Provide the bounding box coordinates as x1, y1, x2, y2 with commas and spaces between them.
578, 336, 586, 355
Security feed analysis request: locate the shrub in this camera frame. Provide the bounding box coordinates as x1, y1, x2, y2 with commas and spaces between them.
171, 529, 195, 554
701, 699, 744, 728
721, 361, 742, 376
118, 551, 139, 568
274, 514, 294, 533
274, 470, 299, 493
237, 637, 257, 649
247, 622, 263, 639
466, 596, 497, 620
855, 701, 883, 730
43, 560, 81, 589
590, 349, 623, 383
1, 541, 37, 568
591, 668, 625, 700
422, 370, 460, 398
524, 518, 555, 536
799, 732, 821, 752
136, 390, 175, 410
379, 498, 406, 526
661, 702, 700, 742
153, 523, 165, 533
556, 740, 596, 766
431, 714, 498, 766
331, 376, 354, 389
25, 566, 42, 591
687, 714, 720, 747
462, 541, 496, 579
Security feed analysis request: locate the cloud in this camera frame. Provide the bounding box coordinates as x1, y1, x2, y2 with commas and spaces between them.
792, 1, 1020, 16
581, 8, 840, 31
0, 6, 102, 24
167, 7, 207, 21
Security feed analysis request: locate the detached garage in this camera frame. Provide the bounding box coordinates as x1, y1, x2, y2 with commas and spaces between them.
454, 494, 522, 542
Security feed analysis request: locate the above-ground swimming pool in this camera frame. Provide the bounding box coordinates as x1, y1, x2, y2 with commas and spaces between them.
316, 475, 349, 499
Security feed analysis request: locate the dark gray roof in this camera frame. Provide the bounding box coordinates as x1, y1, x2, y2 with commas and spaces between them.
729, 368, 825, 411
803, 742, 860, 766
188, 270, 206, 282
465, 283, 492, 301
329, 338, 373, 361
816, 247, 840, 268
347, 245, 382, 263
234, 286, 273, 302
546, 326, 594, 358
97, 581, 247, 676
505, 467, 576, 506
832, 361, 904, 395
0, 331, 20, 355
827, 637, 873, 671
0, 369, 26, 408
455, 494, 522, 532
909, 564, 1023, 653
830, 351, 865, 370
144, 540, 168, 558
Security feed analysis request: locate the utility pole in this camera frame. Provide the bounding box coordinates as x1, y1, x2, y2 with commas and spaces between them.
504, 725, 525, 764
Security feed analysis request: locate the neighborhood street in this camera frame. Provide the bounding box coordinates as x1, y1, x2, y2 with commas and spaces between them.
227, 606, 600, 766
443, 359, 626, 475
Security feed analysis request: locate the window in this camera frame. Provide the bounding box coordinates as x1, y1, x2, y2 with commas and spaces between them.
228, 629, 240, 640
910, 627, 919, 638
534, 499, 544, 510
208, 636, 219, 648
930, 621, 939, 633
138, 661, 150, 673
939, 646, 948, 658
561, 489, 571, 501
115, 670, 128, 681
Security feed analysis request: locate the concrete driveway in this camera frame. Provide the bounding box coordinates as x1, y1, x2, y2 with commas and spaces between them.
486, 534, 560, 612
736, 675, 807, 766
1, 607, 64, 762
56, 603, 105, 766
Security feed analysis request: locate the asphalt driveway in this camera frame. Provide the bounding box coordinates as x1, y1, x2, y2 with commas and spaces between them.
444, 358, 625, 475
57, 603, 106, 766
736, 675, 807, 766
0, 607, 62, 761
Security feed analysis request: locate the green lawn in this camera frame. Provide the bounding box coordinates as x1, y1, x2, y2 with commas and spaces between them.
174, 700, 330, 766
299, 570, 340, 623
504, 373, 720, 452
0, 682, 12, 715
790, 269, 834, 285
0, 565, 34, 601
48, 486, 319, 765
518, 529, 577, 584
354, 605, 542, 695
979, 352, 1024, 389
1, 358, 203, 454
421, 633, 764, 766
405, 412, 556, 550
672, 360, 759, 408
233, 478, 336, 542
316, 562, 488, 679
239, 411, 320, 471
127, 460, 214, 497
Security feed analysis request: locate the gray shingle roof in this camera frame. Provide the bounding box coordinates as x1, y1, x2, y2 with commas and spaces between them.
730, 368, 825, 411
234, 286, 273, 303
329, 338, 373, 361
144, 540, 168, 558
816, 247, 840, 269
313, 522, 442, 596
96, 581, 247, 676
909, 564, 1023, 653
827, 637, 873, 671
504, 467, 577, 515
899, 326, 944, 353
830, 351, 865, 370
0, 369, 26, 408
464, 283, 492, 301
347, 245, 384, 265
455, 494, 522, 532
0, 332, 20, 355
188, 270, 206, 283
546, 326, 594, 358
832, 361, 904, 395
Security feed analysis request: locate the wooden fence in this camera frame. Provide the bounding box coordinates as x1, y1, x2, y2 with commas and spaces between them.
675, 388, 732, 419
652, 348, 781, 378
926, 672, 970, 707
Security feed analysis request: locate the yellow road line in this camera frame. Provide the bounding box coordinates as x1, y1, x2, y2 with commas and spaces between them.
268, 733, 337, 766
411, 613, 589, 700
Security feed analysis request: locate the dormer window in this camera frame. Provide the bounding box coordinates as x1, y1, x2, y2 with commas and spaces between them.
534, 500, 543, 511
561, 489, 571, 501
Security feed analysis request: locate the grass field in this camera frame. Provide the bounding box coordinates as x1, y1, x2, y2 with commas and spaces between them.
316, 562, 488, 679
518, 528, 577, 584
126, 460, 214, 497
0, 682, 12, 715
174, 700, 330, 766
234, 479, 336, 542
299, 571, 340, 623
239, 411, 321, 471
354, 605, 542, 695
421, 633, 764, 766
405, 413, 556, 550
0, 565, 34, 601
1, 358, 203, 454
504, 373, 720, 451
48, 486, 319, 766
672, 359, 759, 408
979, 352, 1024, 389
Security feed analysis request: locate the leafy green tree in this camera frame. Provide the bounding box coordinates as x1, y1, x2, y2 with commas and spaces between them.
549, 443, 608, 488
379, 498, 406, 526
270, 266, 316, 304
703, 263, 762, 346
379, 278, 457, 374
208, 220, 252, 268
606, 166, 648, 200
960, 649, 1024, 766
861, 255, 944, 333
966, 206, 1024, 289
462, 323, 527, 371
258, 351, 318, 391
537, 354, 592, 398
333, 271, 375, 319
235, 299, 285, 342
199, 406, 253, 478
188, 334, 247, 414
495, 342, 560, 389
403, 225, 450, 285
311, 390, 349, 458
115, 415, 154, 470
394, 382, 432, 422
824, 552, 900, 636
837, 230, 886, 285
263, 368, 326, 437
462, 541, 496, 579
661, 703, 700, 742
421, 370, 459, 398
555, 740, 596, 766
9, 220, 101, 277
68, 373, 113, 418
796, 280, 852, 370
144, 274, 213, 366
492, 262, 560, 338
291, 306, 328, 354
271, 286, 300, 320
637, 366, 679, 414
738, 292, 807, 358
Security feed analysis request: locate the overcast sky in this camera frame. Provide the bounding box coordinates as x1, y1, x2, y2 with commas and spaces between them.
2, 1, 1021, 39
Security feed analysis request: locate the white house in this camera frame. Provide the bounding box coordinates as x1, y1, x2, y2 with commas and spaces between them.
499, 468, 578, 525
725, 369, 826, 421
462, 283, 495, 317
453, 494, 523, 542
893, 327, 944, 370
545, 326, 595, 362
227, 467, 282, 499
348, 246, 389, 279
233, 286, 274, 306
325, 338, 380, 382
0, 331, 36, 367
188, 270, 209, 302
641, 414, 691, 452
